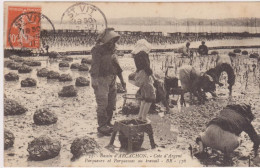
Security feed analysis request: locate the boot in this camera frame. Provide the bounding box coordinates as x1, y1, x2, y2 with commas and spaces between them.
97, 116, 113, 136
97, 116, 107, 127
97, 125, 113, 136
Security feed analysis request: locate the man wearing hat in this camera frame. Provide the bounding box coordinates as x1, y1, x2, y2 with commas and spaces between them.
90, 28, 126, 135
198, 41, 208, 56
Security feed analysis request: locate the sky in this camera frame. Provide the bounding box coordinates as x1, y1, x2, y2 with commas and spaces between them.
3, 1, 260, 22
95, 2, 260, 19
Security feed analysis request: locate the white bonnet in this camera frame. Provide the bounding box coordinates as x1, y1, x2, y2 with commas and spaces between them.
131, 39, 151, 55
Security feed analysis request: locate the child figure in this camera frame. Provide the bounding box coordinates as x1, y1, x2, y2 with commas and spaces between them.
131, 39, 156, 122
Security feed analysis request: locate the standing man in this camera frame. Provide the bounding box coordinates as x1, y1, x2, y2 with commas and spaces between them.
42, 42, 49, 54
45, 44, 49, 54
90, 28, 126, 136
198, 41, 208, 56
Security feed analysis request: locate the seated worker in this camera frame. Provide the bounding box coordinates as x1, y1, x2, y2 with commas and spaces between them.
198, 41, 208, 56
181, 42, 191, 57
196, 103, 259, 157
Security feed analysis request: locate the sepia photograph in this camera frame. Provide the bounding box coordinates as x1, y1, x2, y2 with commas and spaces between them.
2, 1, 260, 167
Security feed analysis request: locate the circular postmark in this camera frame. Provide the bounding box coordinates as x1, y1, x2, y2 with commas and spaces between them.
8, 11, 55, 50
60, 2, 107, 39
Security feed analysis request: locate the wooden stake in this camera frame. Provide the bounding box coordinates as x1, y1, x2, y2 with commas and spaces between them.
188, 144, 193, 158
249, 156, 251, 167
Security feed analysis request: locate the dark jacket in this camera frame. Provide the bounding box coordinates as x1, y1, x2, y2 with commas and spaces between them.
208, 104, 259, 150
198, 44, 208, 55
90, 45, 122, 77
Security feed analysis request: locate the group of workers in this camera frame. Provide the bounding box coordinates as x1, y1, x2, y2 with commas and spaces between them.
90, 28, 259, 161
181, 41, 209, 57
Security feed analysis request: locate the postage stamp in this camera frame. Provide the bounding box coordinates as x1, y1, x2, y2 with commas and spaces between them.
7, 6, 42, 49
7, 6, 55, 50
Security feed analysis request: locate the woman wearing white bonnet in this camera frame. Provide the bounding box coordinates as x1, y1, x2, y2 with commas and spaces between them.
131, 39, 156, 122
131, 39, 152, 55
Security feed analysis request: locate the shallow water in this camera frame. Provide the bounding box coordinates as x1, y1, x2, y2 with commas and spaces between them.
48, 37, 260, 52
4, 50, 260, 166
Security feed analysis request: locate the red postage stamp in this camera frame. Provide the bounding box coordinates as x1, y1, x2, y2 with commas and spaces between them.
7, 6, 42, 49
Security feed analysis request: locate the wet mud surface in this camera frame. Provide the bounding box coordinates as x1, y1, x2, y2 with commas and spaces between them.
4, 50, 260, 166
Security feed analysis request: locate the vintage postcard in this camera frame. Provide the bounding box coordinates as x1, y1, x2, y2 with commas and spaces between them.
3, 1, 260, 167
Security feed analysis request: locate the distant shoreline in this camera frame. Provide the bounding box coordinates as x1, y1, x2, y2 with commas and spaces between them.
4, 37, 260, 57
4, 45, 260, 57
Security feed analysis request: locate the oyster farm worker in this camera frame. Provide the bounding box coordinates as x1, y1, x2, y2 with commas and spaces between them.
131, 39, 156, 122
196, 104, 259, 156
90, 28, 126, 136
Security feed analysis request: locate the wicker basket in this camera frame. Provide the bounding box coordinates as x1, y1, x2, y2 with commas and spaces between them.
118, 119, 145, 151
121, 94, 140, 115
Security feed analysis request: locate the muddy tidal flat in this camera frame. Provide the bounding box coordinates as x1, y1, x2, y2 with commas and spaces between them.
4, 49, 260, 167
